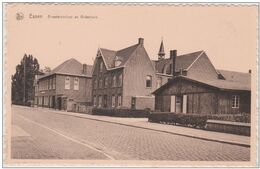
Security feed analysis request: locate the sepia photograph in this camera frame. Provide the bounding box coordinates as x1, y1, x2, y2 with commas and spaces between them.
3, 2, 258, 167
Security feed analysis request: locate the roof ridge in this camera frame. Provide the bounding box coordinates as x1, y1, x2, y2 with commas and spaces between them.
217, 69, 250, 74
116, 43, 139, 53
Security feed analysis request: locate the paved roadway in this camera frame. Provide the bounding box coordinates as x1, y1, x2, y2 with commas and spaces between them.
11, 106, 250, 161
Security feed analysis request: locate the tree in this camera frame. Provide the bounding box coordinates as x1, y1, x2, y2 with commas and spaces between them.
40, 66, 51, 73
11, 54, 41, 105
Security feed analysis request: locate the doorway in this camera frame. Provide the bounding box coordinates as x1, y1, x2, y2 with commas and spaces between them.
170, 95, 187, 113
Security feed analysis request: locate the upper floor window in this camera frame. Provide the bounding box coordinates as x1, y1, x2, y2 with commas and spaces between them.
118, 74, 122, 87
74, 77, 79, 90
232, 95, 239, 108
49, 78, 53, 90
99, 78, 103, 89
104, 77, 108, 88
93, 78, 97, 89
115, 56, 122, 67
112, 75, 117, 87
65, 76, 70, 89
156, 77, 162, 89
146, 75, 152, 88
53, 77, 56, 89
100, 62, 103, 72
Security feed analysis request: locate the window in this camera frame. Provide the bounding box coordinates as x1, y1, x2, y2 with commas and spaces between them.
74, 77, 79, 90
146, 75, 152, 88
53, 77, 56, 89
104, 77, 108, 88
232, 95, 239, 108
113, 75, 117, 87
99, 78, 103, 89
112, 95, 116, 107
98, 95, 102, 107
65, 76, 70, 89
118, 74, 122, 87
93, 78, 97, 89
100, 62, 103, 72
50, 78, 53, 89
44, 96, 49, 106
156, 77, 162, 89
117, 95, 122, 107
93, 96, 96, 106
38, 97, 42, 106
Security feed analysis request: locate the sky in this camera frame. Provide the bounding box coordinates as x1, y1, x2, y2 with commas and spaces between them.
5, 4, 258, 75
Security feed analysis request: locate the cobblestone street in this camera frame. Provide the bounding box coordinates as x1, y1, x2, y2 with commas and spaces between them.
11, 106, 250, 161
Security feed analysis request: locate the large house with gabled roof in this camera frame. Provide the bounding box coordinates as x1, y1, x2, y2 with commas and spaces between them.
92, 38, 156, 109
34, 58, 93, 111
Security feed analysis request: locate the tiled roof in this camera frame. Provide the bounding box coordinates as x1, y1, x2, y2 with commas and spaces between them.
99, 48, 116, 68
99, 44, 139, 69
153, 74, 250, 94
217, 69, 251, 83
39, 58, 92, 79
155, 51, 203, 73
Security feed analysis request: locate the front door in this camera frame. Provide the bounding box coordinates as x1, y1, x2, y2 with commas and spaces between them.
175, 96, 182, 113
57, 97, 62, 110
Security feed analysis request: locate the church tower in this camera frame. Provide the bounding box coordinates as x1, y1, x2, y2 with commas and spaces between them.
158, 40, 165, 60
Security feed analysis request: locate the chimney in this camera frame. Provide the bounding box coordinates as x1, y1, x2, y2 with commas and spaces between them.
249, 69, 251, 73
82, 64, 87, 74
170, 50, 177, 78
138, 38, 144, 46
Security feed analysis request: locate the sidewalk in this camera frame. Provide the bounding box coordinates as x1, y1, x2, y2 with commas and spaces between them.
49, 109, 250, 147
17, 106, 250, 147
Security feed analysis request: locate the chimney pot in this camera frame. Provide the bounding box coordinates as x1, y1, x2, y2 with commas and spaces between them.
138, 38, 144, 46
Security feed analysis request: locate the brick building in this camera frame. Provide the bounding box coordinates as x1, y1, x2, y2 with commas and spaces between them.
34, 58, 92, 111
92, 38, 156, 110
152, 48, 251, 114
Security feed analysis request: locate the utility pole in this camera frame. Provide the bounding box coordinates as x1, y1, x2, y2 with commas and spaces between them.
23, 56, 26, 105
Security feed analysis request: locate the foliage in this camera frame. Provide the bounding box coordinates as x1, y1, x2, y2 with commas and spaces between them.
92, 108, 150, 118
148, 113, 207, 128
148, 112, 250, 129
11, 54, 41, 105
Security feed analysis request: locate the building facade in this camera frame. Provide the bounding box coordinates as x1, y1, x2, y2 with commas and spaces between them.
152, 47, 251, 114
34, 58, 92, 112
92, 38, 156, 109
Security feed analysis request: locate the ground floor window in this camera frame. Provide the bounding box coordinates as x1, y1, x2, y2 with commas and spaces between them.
112, 95, 116, 107
98, 95, 102, 107
232, 95, 239, 108
93, 95, 97, 106
44, 96, 49, 106
38, 97, 42, 106
117, 95, 122, 107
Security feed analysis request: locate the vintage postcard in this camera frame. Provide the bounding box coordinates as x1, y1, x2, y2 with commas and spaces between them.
3, 2, 258, 167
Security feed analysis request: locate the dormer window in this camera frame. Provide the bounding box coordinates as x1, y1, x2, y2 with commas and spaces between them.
115, 56, 122, 67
